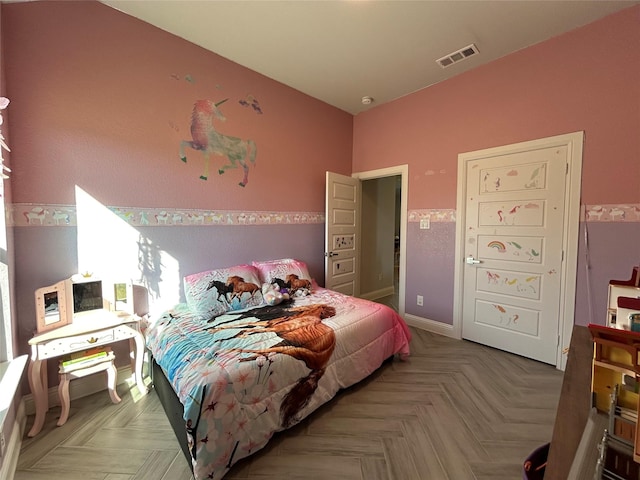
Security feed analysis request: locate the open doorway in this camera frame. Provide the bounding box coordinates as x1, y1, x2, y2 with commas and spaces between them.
353, 165, 407, 316
359, 176, 400, 311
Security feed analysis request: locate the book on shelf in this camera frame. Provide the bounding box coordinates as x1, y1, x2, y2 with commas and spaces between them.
615, 405, 638, 423
60, 347, 111, 367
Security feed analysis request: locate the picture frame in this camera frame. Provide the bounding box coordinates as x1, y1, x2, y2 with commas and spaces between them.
113, 280, 134, 315
35, 280, 70, 333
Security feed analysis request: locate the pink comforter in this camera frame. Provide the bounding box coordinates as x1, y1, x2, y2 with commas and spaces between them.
145, 286, 411, 480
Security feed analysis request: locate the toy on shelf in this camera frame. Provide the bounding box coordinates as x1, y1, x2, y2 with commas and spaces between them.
607, 266, 640, 330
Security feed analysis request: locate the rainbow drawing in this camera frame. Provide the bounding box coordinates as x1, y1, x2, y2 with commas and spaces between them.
487, 240, 506, 252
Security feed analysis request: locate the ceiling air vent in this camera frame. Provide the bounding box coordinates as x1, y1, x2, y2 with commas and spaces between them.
436, 43, 479, 69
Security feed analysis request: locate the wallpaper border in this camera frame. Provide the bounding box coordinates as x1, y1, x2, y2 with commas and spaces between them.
9, 203, 640, 227
408, 204, 640, 223
10, 204, 325, 227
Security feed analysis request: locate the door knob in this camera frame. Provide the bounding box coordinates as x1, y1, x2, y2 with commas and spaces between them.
325, 252, 338, 258
466, 256, 481, 265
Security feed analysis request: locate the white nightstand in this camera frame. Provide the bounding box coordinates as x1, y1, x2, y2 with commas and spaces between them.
27, 310, 148, 437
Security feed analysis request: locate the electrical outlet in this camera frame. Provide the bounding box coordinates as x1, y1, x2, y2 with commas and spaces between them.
417, 295, 423, 306
420, 218, 430, 229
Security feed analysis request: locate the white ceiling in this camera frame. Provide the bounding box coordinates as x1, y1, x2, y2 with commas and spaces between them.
101, 0, 638, 115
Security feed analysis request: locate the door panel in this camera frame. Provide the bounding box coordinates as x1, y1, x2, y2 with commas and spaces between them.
325, 172, 360, 295
474, 300, 540, 336
462, 145, 567, 364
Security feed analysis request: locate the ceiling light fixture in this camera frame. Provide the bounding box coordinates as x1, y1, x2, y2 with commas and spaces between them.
361, 96, 374, 105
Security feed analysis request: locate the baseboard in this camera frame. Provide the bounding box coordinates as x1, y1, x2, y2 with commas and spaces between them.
359, 286, 395, 301
404, 313, 460, 339
24, 365, 135, 416
0, 398, 26, 480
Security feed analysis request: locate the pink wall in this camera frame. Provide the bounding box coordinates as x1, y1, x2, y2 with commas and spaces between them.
0, 0, 16, 355
5, 1, 352, 212
353, 5, 640, 208
354, 6, 640, 327
2, 0, 353, 382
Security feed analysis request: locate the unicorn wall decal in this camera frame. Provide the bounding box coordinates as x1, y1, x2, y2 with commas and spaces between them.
179, 98, 257, 187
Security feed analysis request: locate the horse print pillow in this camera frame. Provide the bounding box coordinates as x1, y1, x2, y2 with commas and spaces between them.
252, 258, 313, 297
184, 264, 264, 319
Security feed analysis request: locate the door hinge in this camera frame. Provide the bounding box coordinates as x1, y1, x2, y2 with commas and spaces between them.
566, 163, 569, 175
558, 335, 561, 347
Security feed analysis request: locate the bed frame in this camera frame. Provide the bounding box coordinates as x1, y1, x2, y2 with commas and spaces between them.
150, 353, 397, 475
151, 356, 192, 470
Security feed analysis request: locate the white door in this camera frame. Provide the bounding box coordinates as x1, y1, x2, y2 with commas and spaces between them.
325, 172, 360, 295
460, 141, 573, 364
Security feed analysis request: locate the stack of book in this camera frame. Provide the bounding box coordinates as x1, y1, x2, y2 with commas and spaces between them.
59, 347, 112, 372
615, 405, 638, 424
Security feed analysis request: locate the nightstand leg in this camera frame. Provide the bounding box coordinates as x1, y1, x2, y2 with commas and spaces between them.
57, 374, 70, 426
106, 362, 121, 403
130, 330, 148, 395
27, 357, 48, 437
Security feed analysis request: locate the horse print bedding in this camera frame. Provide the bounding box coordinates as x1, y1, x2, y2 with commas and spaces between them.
144, 284, 411, 480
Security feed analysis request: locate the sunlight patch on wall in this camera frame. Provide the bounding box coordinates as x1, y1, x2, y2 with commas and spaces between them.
74, 187, 180, 314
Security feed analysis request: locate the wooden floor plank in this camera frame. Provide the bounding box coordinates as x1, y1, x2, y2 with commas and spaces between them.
33, 445, 150, 474
360, 457, 390, 480
132, 449, 181, 480
381, 437, 422, 480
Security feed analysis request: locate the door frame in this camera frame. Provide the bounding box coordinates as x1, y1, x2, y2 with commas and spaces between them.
452, 132, 583, 370
353, 164, 408, 318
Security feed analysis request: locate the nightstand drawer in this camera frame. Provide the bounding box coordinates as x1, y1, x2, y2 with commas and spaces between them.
37, 330, 116, 359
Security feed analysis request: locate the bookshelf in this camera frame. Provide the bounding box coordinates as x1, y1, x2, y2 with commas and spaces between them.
589, 324, 640, 466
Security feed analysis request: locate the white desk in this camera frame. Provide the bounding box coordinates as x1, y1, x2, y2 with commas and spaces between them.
27, 311, 148, 437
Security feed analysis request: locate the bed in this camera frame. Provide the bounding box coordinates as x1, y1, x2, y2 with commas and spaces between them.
143, 259, 411, 480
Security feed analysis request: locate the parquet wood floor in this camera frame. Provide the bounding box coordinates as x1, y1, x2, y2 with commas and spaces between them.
15, 327, 562, 480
